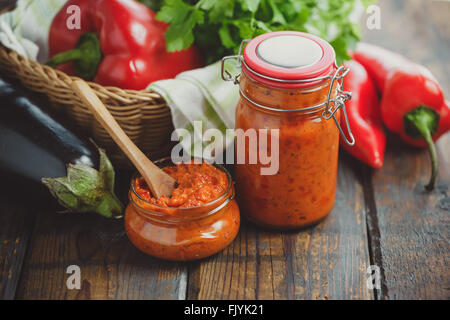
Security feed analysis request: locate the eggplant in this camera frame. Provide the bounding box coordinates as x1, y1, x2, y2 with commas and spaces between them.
0, 76, 123, 218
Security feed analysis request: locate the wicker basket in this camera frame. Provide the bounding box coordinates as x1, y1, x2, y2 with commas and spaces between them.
0, 44, 174, 167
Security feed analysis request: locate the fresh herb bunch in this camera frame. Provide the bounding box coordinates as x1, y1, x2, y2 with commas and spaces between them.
142, 0, 374, 65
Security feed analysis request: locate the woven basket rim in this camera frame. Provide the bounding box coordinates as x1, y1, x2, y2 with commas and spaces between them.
0, 44, 164, 103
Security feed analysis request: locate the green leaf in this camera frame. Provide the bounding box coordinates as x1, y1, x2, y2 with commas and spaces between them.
218, 24, 236, 49
255, 20, 272, 33
330, 37, 352, 65
156, 0, 191, 24
198, 0, 217, 10
292, 4, 311, 25
267, 0, 286, 25
241, 0, 261, 13
202, 0, 235, 21
162, 3, 204, 51
231, 19, 255, 40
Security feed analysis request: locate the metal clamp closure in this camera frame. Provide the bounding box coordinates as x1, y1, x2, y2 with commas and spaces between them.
322, 66, 355, 146
221, 55, 242, 84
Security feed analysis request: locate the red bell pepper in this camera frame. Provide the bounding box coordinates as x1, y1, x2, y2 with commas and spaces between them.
353, 43, 450, 190
340, 60, 386, 168
47, 0, 204, 90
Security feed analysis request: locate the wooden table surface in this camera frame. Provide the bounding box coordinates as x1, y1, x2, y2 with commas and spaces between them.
0, 0, 449, 300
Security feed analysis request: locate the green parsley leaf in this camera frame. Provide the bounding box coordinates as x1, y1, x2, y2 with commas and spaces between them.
152, 0, 375, 64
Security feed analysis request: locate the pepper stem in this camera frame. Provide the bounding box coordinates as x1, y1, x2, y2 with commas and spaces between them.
46, 33, 102, 80
403, 106, 440, 191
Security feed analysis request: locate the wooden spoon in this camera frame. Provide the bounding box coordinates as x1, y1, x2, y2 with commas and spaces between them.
72, 80, 176, 199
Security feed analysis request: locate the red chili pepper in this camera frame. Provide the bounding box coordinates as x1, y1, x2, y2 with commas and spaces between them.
437, 100, 450, 138
353, 43, 450, 190
340, 60, 386, 169
46, 0, 204, 90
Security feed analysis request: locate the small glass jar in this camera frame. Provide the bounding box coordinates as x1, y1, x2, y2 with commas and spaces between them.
125, 159, 240, 261
222, 31, 354, 229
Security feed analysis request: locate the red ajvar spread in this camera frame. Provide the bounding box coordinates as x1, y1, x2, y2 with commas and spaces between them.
125, 162, 240, 261
135, 162, 228, 208
235, 72, 340, 229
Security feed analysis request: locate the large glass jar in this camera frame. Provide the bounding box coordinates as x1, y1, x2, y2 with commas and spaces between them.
223, 31, 354, 229
125, 159, 240, 261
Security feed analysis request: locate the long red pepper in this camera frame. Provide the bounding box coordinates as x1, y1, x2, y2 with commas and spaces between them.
46, 0, 203, 90
340, 60, 386, 168
353, 43, 450, 190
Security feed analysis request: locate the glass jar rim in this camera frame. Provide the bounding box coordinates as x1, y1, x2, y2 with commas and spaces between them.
129, 158, 234, 222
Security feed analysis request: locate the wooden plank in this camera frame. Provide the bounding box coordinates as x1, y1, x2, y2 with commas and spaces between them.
368, 135, 449, 299
0, 190, 37, 300
362, 0, 450, 96
16, 210, 187, 300
362, 0, 450, 300
15, 171, 186, 300
187, 153, 374, 300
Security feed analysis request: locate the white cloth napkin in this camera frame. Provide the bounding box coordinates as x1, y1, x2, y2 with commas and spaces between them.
148, 62, 239, 159
0, 0, 65, 62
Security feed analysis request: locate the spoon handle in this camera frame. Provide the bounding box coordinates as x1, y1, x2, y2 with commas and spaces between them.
72, 80, 175, 199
